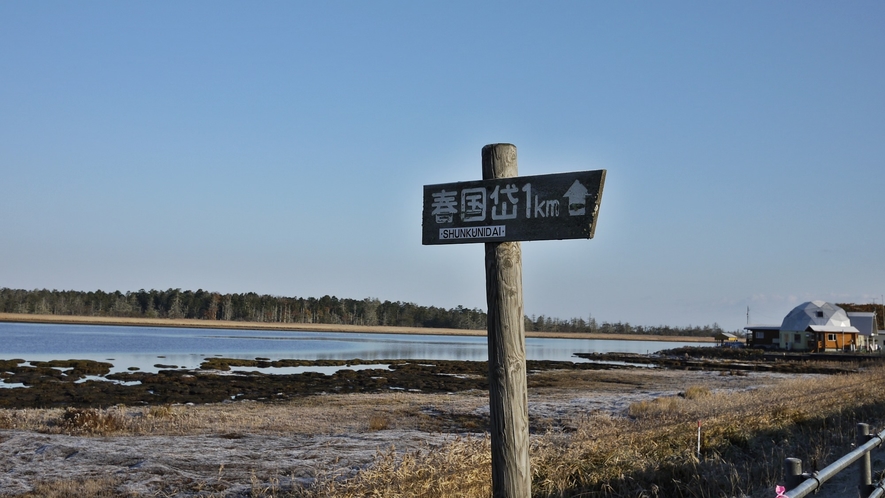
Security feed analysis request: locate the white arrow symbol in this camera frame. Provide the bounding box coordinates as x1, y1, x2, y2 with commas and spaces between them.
563, 180, 589, 216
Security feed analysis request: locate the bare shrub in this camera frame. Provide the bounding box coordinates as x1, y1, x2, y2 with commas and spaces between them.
0, 410, 13, 429
368, 414, 390, 431
683, 384, 711, 399
146, 403, 175, 419
58, 407, 125, 435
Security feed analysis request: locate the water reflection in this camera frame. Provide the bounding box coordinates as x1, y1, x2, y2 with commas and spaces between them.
0, 322, 708, 374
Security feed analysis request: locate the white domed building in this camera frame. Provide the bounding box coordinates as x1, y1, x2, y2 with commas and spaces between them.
779, 300, 860, 352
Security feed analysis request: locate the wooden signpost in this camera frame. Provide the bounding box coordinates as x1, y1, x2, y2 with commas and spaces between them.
422, 144, 606, 497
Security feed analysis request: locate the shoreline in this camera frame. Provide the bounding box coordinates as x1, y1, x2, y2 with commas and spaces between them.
0, 312, 713, 343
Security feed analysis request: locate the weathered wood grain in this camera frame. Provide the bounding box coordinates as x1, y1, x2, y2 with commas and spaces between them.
482, 143, 530, 497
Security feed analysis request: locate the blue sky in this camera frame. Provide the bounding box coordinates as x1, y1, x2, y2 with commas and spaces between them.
1, 2, 883, 331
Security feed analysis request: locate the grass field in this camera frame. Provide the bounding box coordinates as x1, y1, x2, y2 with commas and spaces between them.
3, 363, 884, 497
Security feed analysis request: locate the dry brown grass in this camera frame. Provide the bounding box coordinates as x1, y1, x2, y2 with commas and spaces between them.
303, 437, 493, 498
683, 384, 712, 400
312, 367, 885, 498
3, 367, 884, 497
58, 407, 127, 435
527, 369, 881, 497
368, 414, 390, 431
0, 392, 489, 437
12, 477, 124, 498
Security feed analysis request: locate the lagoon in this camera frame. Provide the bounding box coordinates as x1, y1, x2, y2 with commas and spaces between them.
0, 322, 706, 375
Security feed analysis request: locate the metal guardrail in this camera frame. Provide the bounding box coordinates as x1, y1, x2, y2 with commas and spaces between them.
783, 423, 885, 498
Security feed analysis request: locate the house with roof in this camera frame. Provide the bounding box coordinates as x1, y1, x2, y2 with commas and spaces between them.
744, 324, 781, 349
745, 300, 863, 352
847, 311, 879, 350
714, 332, 740, 347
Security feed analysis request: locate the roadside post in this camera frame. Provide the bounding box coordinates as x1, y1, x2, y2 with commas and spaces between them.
422, 144, 605, 497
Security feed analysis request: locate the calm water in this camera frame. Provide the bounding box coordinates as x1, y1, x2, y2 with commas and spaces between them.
0, 322, 706, 375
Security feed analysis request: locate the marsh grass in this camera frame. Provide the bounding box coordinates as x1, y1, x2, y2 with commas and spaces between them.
12, 477, 123, 498
368, 414, 390, 431
683, 384, 711, 399
315, 367, 885, 497
0, 393, 489, 436
58, 407, 126, 435
4, 367, 885, 497
304, 437, 493, 498
526, 370, 882, 497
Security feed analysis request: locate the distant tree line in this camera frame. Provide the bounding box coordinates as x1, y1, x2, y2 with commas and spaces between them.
0, 287, 486, 329
523, 314, 727, 337
837, 303, 884, 330
0, 287, 729, 337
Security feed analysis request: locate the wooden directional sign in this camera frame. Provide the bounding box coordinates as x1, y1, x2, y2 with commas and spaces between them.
422, 169, 606, 245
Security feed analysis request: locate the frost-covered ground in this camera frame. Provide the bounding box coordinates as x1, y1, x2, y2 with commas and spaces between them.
0, 369, 815, 497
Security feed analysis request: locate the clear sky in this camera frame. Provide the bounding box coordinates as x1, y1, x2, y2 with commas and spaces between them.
1, 2, 883, 331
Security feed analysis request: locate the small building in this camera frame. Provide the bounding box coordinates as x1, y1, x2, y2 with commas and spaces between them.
744, 300, 872, 352
847, 311, 878, 350
780, 301, 860, 352
714, 332, 740, 347
744, 325, 781, 349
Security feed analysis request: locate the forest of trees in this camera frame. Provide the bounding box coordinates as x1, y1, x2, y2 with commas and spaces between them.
0, 287, 729, 337
837, 303, 884, 314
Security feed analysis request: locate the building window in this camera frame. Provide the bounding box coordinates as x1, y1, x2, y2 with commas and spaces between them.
794, 333, 801, 342
816, 311, 824, 318
828, 333, 837, 342
756, 331, 764, 339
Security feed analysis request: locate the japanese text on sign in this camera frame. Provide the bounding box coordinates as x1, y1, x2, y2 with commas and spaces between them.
422, 170, 605, 245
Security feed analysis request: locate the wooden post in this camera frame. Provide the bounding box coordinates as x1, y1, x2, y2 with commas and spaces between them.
857, 423, 873, 497
483, 143, 531, 498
